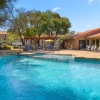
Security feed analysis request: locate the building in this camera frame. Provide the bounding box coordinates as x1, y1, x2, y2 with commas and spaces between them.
64, 28, 100, 50
0, 31, 8, 44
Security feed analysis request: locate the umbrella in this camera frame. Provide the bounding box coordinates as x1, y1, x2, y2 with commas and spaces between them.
45, 39, 54, 42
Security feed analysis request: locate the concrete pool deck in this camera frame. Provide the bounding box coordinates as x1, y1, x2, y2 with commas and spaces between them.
51, 50, 100, 59
22, 50, 100, 59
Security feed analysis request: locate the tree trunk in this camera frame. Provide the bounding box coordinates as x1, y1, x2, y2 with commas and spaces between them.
18, 33, 25, 45
55, 31, 58, 37
37, 40, 40, 46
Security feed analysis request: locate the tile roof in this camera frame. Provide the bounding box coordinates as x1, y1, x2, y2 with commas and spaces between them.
87, 33, 100, 39
0, 31, 8, 34
69, 33, 80, 38
69, 28, 100, 39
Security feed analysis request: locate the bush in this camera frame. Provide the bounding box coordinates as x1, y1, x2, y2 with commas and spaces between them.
0, 45, 13, 50
0, 45, 2, 50
2, 45, 6, 50
6, 45, 13, 50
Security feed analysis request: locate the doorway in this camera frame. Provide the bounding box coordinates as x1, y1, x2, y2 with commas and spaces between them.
79, 40, 86, 49
96, 39, 99, 48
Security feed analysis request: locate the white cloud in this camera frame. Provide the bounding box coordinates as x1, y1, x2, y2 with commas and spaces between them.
94, 22, 100, 25
52, 7, 61, 12
86, 22, 100, 29
88, 0, 100, 4
87, 24, 92, 27
88, 0, 94, 4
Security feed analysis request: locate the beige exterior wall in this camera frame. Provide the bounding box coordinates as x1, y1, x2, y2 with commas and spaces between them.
64, 38, 87, 50
64, 38, 100, 50
74, 39, 79, 50
64, 39, 78, 50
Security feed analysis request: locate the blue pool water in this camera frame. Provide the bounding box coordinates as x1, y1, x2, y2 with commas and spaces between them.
0, 55, 100, 100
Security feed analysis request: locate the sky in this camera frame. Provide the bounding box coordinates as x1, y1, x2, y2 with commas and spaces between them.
14, 0, 100, 32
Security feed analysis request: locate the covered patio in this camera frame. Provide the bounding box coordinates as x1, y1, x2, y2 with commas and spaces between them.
87, 33, 100, 48
24, 36, 55, 46
24, 36, 59, 51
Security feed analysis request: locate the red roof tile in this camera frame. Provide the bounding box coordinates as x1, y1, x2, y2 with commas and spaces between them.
87, 33, 100, 39
69, 28, 100, 39
0, 31, 8, 34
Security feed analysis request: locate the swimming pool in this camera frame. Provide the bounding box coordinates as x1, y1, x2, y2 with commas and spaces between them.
0, 55, 100, 100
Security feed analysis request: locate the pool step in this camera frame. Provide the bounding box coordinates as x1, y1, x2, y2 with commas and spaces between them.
19, 52, 34, 56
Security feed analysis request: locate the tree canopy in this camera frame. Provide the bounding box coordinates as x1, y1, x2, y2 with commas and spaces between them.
8, 9, 71, 45
0, 0, 16, 25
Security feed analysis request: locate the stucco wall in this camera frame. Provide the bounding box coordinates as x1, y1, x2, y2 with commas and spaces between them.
64, 39, 77, 49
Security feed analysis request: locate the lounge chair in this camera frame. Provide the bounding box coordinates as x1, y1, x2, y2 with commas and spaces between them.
47, 45, 54, 51
35, 45, 43, 51
70, 45, 73, 50
90, 45, 94, 50
54, 45, 59, 51
92, 45, 97, 52
24, 45, 33, 51
86, 45, 91, 50
97, 47, 100, 52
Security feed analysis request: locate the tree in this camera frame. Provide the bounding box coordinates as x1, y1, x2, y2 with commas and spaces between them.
0, 0, 16, 25
40, 10, 53, 36
40, 11, 71, 37
50, 13, 71, 36
50, 18, 61, 36
60, 17, 71, 34
8, 32, 20, 44
69, 30, 76, 34
8, 9, 71, 45
23, 26, 36, 37
8, 8, 31, 45
28, 10, 42, 37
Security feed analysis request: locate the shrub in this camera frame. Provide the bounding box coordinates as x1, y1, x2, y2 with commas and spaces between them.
0, 45, 2, 50
1, 45, 7, 50
0, 45, 14, 50
6, 45, 13, 50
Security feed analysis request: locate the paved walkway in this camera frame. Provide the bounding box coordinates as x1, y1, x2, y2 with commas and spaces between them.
23, 50, 100, 59
52, 50, 100, 59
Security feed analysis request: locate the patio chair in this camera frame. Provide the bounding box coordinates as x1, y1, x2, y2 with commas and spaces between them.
86, 45, 89, 49
92, 45, 97, 52
70, 45, 73, 50
90, 45, 94, 51
97, 46, 100, 52
86, 45, 91, 50
54, 45, 59, 51
47, 45, 54, 51
35, 45, 43, 51
24, 45, 32, 51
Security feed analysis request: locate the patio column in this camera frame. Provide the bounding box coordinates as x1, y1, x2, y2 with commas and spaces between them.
0, 35, 1, 43
43, 40, 45, 51
99, 39, 100, 47
89, 39, 92, 46
95, 39, 96, 46
86, 40, 87, 46
25, 39, 27, 45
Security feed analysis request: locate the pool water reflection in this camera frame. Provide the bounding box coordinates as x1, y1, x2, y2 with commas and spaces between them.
0, 55, 100, 100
